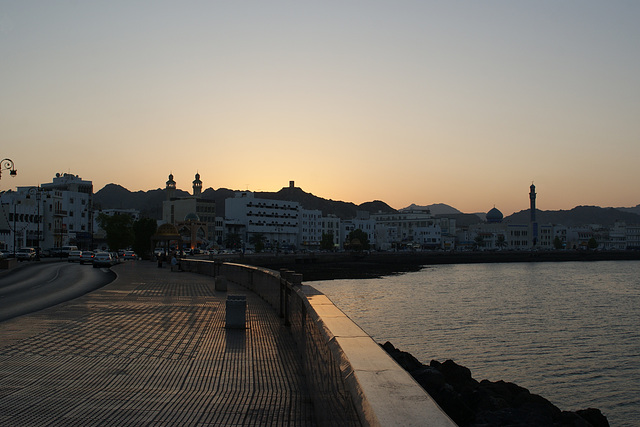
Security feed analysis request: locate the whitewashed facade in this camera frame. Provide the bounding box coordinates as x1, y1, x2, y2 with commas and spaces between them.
225, 192, 300, 250
299, 209, 323, 250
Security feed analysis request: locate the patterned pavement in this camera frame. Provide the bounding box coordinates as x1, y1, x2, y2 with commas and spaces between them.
0, 261, 315, 426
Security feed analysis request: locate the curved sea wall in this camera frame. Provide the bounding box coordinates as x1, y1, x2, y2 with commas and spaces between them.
209, 250, 640, 281
180, 259, 455, 427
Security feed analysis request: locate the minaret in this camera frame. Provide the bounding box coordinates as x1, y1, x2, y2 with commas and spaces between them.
530, 183, 538, 246
529, 183, 536, 222
192, 172, 202, 197
165, 173, 176, 200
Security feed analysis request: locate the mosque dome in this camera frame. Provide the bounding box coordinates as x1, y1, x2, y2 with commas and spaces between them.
156, 223, 179, 236
184, 212, 200, 222
486, 207, 503, 223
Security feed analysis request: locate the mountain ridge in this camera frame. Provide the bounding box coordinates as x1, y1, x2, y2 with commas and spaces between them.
93, 184, 640, 226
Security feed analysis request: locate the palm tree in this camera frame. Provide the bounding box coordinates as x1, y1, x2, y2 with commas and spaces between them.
249, 233, 265, 253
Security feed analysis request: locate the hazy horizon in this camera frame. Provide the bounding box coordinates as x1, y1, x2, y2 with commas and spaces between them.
2, 1, 639, 216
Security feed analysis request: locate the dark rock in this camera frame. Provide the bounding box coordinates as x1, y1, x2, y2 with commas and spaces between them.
575, 408, 609, 427
381, 342, 609, 427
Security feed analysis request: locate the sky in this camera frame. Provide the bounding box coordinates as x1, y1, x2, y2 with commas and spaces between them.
1, 1, 639, 216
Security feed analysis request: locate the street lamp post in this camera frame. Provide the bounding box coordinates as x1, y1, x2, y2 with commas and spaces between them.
26, 187, 43, 260
1, 158, 17, 180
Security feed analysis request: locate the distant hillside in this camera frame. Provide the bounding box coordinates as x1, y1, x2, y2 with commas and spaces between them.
257, 186, 396, 219
504, 206, 640, 227
616, 204, 640, 216
93, 184, 189, 219
400, 203, 462, 215
94, 185, 640, 227
94, 184, 397, 220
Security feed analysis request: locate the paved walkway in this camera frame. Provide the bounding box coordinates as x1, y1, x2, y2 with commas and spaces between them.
0, 261, 315, 426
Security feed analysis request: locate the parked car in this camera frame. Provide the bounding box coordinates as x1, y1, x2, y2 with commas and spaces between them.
122, 251, 138, 261
92, 252, 114, 268
80, 251, 94, 265
16, 247, 37, 261
68, 250, 83, 262
60, 245, 79, 257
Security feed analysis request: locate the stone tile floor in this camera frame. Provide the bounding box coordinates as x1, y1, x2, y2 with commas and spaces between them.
0, 261, 315, 426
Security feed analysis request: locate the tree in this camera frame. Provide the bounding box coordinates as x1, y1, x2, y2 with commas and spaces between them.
474, 235, 485, 250
249, 232, 265, 253
320, 232, 335, 251
553, 236, 564, 250
496, 234, 506, 249
132, 218, 157, 259
346, 229, 370, 251
588, 237, 598, 250
224, 233, 242, 250
97, 213, 134, 251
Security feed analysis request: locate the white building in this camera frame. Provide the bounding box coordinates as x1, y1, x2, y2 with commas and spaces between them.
225, 191, 300, 251
342, 211, 376, 249
0, 189, 46, 252
0, 174, 93, 252
40, 173, 93, 249
299, 208, 323, 250
372, 209, 439, 250
322, 215, 341, 250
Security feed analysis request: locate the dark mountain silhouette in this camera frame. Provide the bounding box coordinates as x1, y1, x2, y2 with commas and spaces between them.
94, 184, 640, 227
616, 204, 640, 216
93, 184, 190, 219
504, 206, 640, 227
94, 184, 397, 220
400, 203, 462, 215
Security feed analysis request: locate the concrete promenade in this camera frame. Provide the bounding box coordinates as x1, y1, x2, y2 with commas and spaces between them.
0, 261, 315, 426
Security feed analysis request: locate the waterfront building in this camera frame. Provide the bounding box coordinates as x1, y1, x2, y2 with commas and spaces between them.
342, 211, 376, 250
372, 209, 439, 250
162, 173, 216, 245
605, 221, 627, 250
321, 215, 341, 250
566, 227, 594, 250
225, 191, 300, 251
41, 173, 93, 249
625, 223, 640, 249
213, 216, 225, 247
0, 174, 92, 252
0, 189, 45, 252
299, 208, 323, 250
553, 225, 568, 249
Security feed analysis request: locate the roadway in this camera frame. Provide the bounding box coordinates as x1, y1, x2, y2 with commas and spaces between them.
0, 260, 116, 322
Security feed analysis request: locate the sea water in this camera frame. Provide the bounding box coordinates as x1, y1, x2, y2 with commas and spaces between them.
312, 260, 640, 426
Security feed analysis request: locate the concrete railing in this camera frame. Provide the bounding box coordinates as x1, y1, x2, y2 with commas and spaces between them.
181, 259, 456, 427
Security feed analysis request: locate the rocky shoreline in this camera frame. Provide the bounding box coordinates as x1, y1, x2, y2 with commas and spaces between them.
381, 342, 609, 427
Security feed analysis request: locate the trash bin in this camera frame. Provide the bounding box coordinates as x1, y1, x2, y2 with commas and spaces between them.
226, 295, 246, 329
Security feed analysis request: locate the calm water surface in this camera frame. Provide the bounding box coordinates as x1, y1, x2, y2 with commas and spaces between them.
313, 260, 640, 426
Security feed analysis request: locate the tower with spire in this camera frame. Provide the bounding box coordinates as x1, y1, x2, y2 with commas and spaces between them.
530, 183, 538, 246
192, 172, 202, 197
165, 173, 176, 200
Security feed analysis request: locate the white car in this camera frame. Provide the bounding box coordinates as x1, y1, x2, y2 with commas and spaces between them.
68, 250, 83, 262
122, 251, 139, 261
92, 252, 114, 268
79, 251, 94, 265
16, 247, 37, 261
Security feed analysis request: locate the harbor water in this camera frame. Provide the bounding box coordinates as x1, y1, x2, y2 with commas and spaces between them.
312, 260, 640, 426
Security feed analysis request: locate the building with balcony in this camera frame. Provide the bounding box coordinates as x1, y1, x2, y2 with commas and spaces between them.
225, 191, 300, 251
